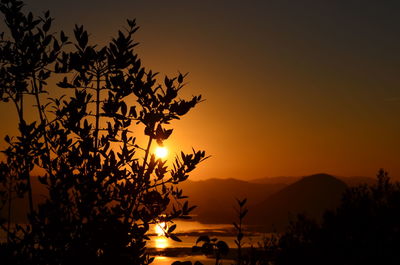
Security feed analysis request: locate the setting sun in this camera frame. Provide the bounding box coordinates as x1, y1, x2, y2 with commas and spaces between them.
155, 146, 168, 159
155, 222, 167, 236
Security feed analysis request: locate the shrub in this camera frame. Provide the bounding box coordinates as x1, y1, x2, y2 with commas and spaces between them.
277, 169, 400, 265
0, 1, 206, 264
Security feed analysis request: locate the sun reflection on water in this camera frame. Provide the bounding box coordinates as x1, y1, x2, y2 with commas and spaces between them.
154, 222, 169, 249
155, 236, 169, 249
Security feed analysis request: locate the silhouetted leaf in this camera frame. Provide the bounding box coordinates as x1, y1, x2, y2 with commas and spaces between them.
216, 241, 229, 255
170, 234, 182, 242
168, 224, 177, 233
196, 235, 210, 244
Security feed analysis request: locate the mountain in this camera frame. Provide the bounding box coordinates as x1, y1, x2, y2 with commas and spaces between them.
250, 176, 301, 185
179, 178, 286, 224
247, 173, 348, 231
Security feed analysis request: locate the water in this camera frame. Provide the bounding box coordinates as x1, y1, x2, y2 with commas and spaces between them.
153, 255, 224, 265
148, 220, 264, 265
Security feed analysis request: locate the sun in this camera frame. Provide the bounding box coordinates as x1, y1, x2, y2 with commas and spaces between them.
155, 222, 167, 236
155, 146, 168, 159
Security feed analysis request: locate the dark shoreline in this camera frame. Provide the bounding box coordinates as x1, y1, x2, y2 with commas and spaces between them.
147, 227, 266, 238
147, 247, 254, 259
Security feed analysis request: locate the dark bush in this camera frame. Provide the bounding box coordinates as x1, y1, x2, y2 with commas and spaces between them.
0, 1, 206, 264
277, 169, 400, 265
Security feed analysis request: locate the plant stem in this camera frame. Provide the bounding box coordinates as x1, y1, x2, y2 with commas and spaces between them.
6, 171, 12, 243
141, 134, 153, 177
33, 76, 52, 177
94, 73, 100, 152
140, 122, 156, 179
19, 81, 34, 214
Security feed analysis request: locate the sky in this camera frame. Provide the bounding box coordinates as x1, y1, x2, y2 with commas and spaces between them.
1, 0, 399, 180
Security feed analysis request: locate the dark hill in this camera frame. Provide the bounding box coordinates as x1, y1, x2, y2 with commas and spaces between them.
179, 178, 286, 224
248, 173, 347, 231
250, 176, 301, 185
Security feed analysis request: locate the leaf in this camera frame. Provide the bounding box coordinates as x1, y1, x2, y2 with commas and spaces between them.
196, 235, 210, 244
239, 198, 247, 207
164, 129, 173, 140
60, 31, 68, 43
168, 224, 177, 233
43, 19, 51, 32
129, 106, 137, 118
155, 124, 164, 140
216, 240, 229, 255
178, 73, 183, 84
187, 205, 197, 213
170, 234, 182, 242
53, 39, 60, 51
43, 35, 52, 46
127, 19, 136, 28
120, 101, 127, 116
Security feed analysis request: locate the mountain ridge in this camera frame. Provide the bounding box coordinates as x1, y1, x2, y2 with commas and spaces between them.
247, 173, 348, 231
184, 173, 352, 231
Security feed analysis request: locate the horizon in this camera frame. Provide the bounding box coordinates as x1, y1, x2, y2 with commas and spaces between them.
173, 171, 392, 183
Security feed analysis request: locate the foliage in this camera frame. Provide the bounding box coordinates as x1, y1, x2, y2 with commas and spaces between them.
0, 0, 206, 264
231, 198, 276, 265
174, 199, 245, 265
192, 235, 229, 265
180, 198, 274, 265
277, 169, 400, 265
233, 198, 248, 264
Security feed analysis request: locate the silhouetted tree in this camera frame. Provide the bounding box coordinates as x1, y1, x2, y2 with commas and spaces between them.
277, 169, 400, 265
0, 1, 206, 264
0, 0, 69, 243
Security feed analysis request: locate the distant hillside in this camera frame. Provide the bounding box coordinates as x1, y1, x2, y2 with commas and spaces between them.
250, 176, 301, 185
179, 178, 286, 224
248, 174, 347, 232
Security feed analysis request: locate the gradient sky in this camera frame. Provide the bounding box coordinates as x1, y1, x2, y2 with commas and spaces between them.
1, 0, 399, 180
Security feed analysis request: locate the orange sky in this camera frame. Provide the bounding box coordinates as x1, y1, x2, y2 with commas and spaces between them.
1, 0, 399, 180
